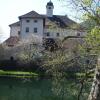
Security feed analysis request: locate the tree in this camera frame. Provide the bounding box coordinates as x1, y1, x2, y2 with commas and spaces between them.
66, 0, 100, 25
42, 49, 75, 99
61, 0, 100, 100
75, 26, 100, 100
86, 27, 100, 100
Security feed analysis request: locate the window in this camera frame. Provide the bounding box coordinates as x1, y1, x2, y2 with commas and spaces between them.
56, 33, 60, 37
77, 33, 80, 36
86, 60, 90, 64
47, 32, 50, 36
34, 20, 38, 23
26, 27, 29, 33
18, 31, 20, 35
34, 28, 38, 33
26, 20, 30, 23
48, 7, 51, 9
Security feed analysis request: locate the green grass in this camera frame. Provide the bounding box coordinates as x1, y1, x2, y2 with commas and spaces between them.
0, 70, 94, 79
0, 70, 38, 78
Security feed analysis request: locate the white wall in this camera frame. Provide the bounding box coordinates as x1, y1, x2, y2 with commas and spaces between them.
21, 18, 44, 43
44, 28, 78, 39
10, 26, 20, 37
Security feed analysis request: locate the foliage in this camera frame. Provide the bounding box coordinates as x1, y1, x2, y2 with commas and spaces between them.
0, 44, 4, 60
80, 19, 97, 30
17, 44, 43, 64
41, 0, 100, 99
85, 26, 100, 52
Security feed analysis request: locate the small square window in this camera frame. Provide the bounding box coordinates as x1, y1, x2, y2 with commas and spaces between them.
47, 32, 50, 36
56, 33, 60, 37
77, 33, 80, 36
26, 20, 30, 23
34, 20, 38, 23
34, 28, 38, 33
26, 27, 29, 33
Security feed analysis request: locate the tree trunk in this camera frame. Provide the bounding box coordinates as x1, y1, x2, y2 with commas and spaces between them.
88, 59, 100, 100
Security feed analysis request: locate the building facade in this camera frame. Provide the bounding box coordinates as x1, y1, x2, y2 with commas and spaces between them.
5, 1, 83, 47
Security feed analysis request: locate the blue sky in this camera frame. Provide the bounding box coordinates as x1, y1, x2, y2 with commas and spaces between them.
0, 0, 79, 42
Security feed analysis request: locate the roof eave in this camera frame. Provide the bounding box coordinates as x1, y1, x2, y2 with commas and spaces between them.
19, 16, 44, 20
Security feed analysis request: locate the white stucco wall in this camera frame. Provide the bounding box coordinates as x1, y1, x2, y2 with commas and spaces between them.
20, 18, 44, 43
10, 26, 20, 37
44, 28, 78, 39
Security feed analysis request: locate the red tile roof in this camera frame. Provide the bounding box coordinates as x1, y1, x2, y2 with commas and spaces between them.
5, 36, 19, 46
9, 21, 20, 27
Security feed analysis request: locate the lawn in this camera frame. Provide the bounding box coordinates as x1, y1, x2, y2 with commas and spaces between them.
0, 70, 38, 78
0, 69, 94, 79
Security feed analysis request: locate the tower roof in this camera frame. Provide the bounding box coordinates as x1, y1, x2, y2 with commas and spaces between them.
47, 1, 54, 6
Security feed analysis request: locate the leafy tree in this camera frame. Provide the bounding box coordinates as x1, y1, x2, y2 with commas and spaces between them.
66, 0, 100, 25
86, 26, 100, 100
42, 50, 73, 99
62, 0, 100, 100
42, 0, 100, 99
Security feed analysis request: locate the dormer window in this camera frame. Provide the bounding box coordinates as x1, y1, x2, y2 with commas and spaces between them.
26, 20, 30, 23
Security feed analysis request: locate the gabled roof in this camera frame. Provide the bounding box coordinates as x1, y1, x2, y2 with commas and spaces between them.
47, 15, 67, 28
19, 11, 44, 19
10, 11, 77, 28
9, 21, 20, 27
41, 15, 77, 28
55, 15, 76, 27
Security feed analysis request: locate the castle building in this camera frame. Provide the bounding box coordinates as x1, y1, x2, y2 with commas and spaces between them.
5, 1, 82, 47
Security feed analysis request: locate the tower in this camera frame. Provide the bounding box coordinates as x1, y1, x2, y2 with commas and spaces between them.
46, 0, 54, 17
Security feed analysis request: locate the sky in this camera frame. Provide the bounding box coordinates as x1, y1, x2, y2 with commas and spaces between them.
0, 0, 79, 42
